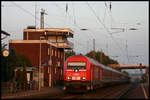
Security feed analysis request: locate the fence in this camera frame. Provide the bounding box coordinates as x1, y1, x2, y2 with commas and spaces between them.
1, 82, 13, 95
1, 81, 38, 95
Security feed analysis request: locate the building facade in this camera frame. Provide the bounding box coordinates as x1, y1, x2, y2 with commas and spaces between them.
9, 28, 74, 88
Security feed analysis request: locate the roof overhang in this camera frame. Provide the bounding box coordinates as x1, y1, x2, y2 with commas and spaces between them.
24, 28, 74, 38
14, 67, 38, 72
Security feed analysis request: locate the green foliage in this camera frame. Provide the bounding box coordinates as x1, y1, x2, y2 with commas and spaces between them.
8, 48, 32, 68
16, 69, 22, 90
86, 50, 119, 65
65, 50, 76, 60
141, 74, 146, 83
15, 68, 27, 90
1, 54, 12, 82
1, 47, 32, 82
122, 71, 129, 75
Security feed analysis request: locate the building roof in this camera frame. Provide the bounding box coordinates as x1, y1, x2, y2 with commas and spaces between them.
24, 28, 74, 37
9, 40, 72, 48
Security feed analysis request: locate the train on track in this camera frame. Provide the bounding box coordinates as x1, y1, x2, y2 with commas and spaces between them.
63, 55, 130, 91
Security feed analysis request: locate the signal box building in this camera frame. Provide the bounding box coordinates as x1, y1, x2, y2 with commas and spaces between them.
9, 28, 74, 88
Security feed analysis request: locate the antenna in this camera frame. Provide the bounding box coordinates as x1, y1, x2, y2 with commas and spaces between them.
40, 8, 48, 29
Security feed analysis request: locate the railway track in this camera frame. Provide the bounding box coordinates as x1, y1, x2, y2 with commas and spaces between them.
50, 83, 133, 99
117, 83, 149, 99
141, 83, 149, 99
116, 83, 135, 99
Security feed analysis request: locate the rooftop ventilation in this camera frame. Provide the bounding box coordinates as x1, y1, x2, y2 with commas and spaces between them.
27, 26, 36, 29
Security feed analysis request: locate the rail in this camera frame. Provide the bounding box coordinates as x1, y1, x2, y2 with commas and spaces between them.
51, 83, 132, 99
116, 83, 135, 99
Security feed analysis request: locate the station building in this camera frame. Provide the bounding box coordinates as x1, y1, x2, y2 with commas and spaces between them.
9, 27, 74, 88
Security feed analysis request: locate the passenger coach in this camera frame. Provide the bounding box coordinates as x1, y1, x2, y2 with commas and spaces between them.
63, 55, 130, 91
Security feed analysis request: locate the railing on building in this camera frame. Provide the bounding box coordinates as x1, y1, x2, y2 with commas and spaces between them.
1, 82, 13, 95
47, 40, 73, 49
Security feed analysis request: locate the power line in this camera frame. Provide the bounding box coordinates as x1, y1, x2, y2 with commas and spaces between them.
53, 3, 95, 44
86, 2, 132, 64
72, 3, 76, 25
11, 2, 53, 28
54, 2, 96, 42
62, 2, 126, 57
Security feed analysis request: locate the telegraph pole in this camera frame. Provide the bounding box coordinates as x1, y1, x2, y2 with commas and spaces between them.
87, 40, 89, 53
93, 39, 95, 51
106, 42, 108, 55
126, 40, 130, 63
139, 63, 143, 81
101, 49, 103, 63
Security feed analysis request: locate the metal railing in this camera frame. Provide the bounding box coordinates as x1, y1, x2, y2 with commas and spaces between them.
47, 40, 74, 49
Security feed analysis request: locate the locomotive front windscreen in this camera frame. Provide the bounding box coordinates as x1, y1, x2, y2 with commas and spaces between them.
67, 62, 86, 69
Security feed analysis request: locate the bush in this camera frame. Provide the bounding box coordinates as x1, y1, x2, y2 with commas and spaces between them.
1, 48, 32, 82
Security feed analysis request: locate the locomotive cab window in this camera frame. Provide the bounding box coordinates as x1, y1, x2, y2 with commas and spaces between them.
67, 62, 86, 69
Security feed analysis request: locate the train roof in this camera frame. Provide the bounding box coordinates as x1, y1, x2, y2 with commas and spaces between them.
85, 56, 128, 76
67, 55, 129, 77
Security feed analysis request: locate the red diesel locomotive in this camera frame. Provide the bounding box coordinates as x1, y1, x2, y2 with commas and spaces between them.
63, 55, 130, 91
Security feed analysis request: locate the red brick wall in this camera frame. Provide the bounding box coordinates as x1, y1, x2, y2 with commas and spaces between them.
23, 32, 44, 40
9, 43, 48, 67
9, 42, 64, 87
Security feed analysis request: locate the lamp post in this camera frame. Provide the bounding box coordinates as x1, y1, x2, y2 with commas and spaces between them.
39, 35, 45, 91
38, 36, 42, 91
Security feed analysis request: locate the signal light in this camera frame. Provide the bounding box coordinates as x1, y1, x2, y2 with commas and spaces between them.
81, 77, 86, 80
67, 76, 72, 80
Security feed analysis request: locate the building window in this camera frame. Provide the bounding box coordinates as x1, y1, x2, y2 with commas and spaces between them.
33, 73, 38, 77
49, 59, 52, 66
60, 52, 62, 58
48, 67, 49, 73
57, 61, 60, 67
58, 51, 60, 58
55, 68, 56, 74
48, 48, 50, 55
61, 52, 63, 59
41, 67, 43, 73
61, 69, 62, 76
55, 50, 56, 57
52, 49, 53, 56
48, 36, 56, 42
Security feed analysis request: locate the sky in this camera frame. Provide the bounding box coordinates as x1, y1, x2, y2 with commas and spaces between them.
1, 1, 149, 73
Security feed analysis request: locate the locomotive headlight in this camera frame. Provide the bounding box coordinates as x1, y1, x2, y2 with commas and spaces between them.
67, 76, 72, 80
81, 77, 86, 80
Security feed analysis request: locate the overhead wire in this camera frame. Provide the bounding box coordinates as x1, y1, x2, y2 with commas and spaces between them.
103, 2, 108, 24
11, 2, 53, 28
72, 3, 76, 25
54, 2, 95, 51
8, 2, 137, 63
107, 2, 133, 64
86, 2, 132, 64
62, 3, 115, 54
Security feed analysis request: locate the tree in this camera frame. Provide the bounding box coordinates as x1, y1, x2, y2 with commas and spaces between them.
16, 69, 22, 90
86, 50, 119, 65
65, 50, 76, 60
122, 71, 129, 75
1, 48, 32, 82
